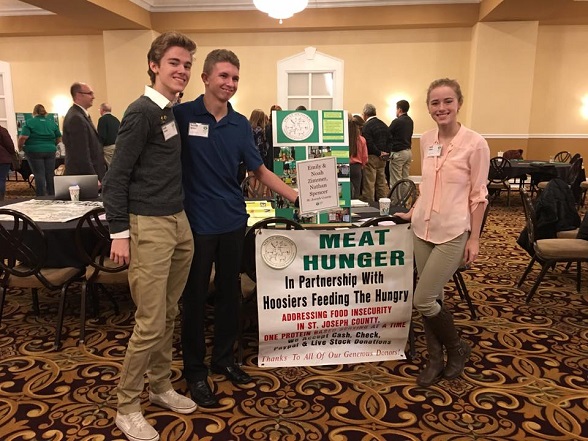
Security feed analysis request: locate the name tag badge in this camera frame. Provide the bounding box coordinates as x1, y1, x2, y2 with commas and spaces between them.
189, 122, 209, 137
427, 143, 442, 157
162, 121, 178, 141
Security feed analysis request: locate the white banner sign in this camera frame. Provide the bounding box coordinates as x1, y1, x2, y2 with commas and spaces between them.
256, 224, 413, 367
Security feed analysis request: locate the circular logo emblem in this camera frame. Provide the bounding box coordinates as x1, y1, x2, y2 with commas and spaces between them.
282, 112, 314, 141
261, 235, 297, 269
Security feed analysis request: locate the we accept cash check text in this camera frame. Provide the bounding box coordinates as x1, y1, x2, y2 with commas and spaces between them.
256, 224, 413, 367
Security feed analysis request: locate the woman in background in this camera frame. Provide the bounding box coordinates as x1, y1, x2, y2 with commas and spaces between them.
349, 115, 368, 199
18, 104, 62, 196
0, 125, 16, 200
352, 114, 365, 132
265, 104, 282, 172
394, 78, 489, 387
249, 109, 271, 170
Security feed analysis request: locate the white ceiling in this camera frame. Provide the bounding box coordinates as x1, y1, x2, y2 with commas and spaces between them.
0, 0, 480, 16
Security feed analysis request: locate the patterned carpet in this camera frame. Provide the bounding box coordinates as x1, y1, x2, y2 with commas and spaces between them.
1, 182, 587, 441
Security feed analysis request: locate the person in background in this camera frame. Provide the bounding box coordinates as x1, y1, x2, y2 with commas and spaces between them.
348, 115, 368, 199
17, 104, 62, 196
502, 149, 523, 160
103, 31, 198, 441
174, 49, 299, 408
388, 99, 414, 187
265, 104, 282, 170
97, 103, 121, 167
352, 114, 365, 131
295, 105, 307, 110
249, 109, 271, 170
0, 125, 16, 200
360, 103, 390, 202
62, 82, 105, 181
393, 78, 489, 387
174, 91, 184, 105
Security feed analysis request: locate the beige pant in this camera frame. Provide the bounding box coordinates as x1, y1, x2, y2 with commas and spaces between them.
413, 232, 469, 317
117, 211, 194, 414
103, 144, 116, 167
389, 149, 412, 186
361, 155, 389, 202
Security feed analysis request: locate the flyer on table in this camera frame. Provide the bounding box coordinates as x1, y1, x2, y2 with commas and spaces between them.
296, 156, 339, 214
255, 224, 414, 367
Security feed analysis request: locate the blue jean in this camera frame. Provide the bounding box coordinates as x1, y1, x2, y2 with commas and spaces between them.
0, 162, 10, 200
25, 151, 56, 196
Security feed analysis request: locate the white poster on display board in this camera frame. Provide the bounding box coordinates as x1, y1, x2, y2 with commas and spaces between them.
255, 224, 413, 368
296, 156, 339, 214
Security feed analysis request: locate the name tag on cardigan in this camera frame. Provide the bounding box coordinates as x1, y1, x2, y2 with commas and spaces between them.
162, 121, 178, 141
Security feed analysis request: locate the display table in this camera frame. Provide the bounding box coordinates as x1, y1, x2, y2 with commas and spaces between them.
0, 198, 101, 268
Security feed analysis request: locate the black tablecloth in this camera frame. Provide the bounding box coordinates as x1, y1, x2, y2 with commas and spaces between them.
0, 198, 96, 268
504, 160, 571, 180
353, 204, 410, 224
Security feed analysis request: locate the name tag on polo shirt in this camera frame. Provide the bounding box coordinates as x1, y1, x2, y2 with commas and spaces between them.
162, 121, 178, 141
189, 122, 209, 138
427, 143, 442, 157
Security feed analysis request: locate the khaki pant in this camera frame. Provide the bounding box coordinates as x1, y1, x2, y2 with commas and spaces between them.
361, 154, 389, 202
117, 211, 194, 414
413, 232, 469, 317
389, 149, 412, 187
103, 144, 116, 167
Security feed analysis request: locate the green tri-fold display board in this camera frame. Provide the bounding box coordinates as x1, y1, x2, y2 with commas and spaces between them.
272, 110, 351, 225
16, 112, 59, 136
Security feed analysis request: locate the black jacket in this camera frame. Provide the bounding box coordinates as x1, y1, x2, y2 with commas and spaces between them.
517, 178, 580, 254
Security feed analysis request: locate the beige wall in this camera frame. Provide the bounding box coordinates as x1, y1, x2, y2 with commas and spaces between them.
0, 35, 106, 122
531, 25, 588, 134
1, 23, 586, 173
467, 21, 539, 134
102, 30, 159, 120
184, 28, 472, 129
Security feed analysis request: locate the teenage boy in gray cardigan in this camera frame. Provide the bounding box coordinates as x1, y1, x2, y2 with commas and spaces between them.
102, 32, 198, 441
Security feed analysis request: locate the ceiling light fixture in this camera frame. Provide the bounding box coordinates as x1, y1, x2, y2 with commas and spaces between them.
253, 0, 309, 24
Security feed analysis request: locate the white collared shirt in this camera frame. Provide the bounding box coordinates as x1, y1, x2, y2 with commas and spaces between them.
74, 103, 90, 117
143, 85, 172, 109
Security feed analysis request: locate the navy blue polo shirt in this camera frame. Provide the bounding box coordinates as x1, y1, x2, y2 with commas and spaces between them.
174, 95, 263, 234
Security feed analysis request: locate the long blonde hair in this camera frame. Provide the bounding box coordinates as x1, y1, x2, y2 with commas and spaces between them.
348, 115, 361, 157
249, 109, 267, 130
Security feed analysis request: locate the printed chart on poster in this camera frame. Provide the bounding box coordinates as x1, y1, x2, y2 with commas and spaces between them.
273, 110, 348, 147
255, 224, 414, 367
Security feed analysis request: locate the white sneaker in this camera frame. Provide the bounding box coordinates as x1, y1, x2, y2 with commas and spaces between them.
149, 389, 197, 414
115, 411, 159, 441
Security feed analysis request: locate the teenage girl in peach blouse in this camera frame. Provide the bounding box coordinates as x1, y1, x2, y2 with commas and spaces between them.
394, 78, 490, 387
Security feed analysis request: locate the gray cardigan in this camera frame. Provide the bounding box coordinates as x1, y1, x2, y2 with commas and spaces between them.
102, 95, 184, 234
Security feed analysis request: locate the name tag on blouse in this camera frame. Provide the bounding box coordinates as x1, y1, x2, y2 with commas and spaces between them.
162, 121, 178, 141
427, 143, 442, 157
189, 122, 209, 138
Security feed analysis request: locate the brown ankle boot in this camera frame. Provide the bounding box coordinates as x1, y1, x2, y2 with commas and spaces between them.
425, 307, 471, 380
416, 317, 444, 386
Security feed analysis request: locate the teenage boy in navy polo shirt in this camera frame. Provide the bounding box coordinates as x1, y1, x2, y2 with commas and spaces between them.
174, 49, 298, 407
